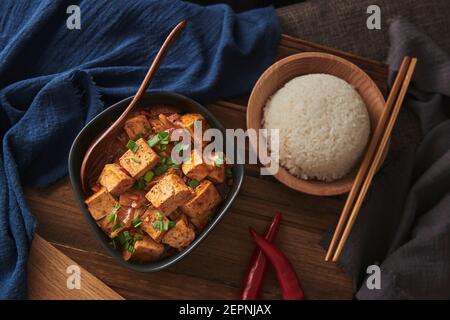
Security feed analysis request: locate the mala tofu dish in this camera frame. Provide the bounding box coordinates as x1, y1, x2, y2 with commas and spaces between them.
84, 106, 233, 263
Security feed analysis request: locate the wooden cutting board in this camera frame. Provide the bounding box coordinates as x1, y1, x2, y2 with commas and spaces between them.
25, 34, 388, 300
28, 235, 123, 300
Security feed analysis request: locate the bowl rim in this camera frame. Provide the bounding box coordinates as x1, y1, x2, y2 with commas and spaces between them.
68, 91, 244, 272
247, 51, 386, 196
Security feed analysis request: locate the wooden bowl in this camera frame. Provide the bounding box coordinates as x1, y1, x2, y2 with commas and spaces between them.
247, 52, 387, 196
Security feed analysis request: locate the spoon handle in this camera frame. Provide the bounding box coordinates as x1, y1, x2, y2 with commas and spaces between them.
115, 20, 187, 126
80, 20, 186, 192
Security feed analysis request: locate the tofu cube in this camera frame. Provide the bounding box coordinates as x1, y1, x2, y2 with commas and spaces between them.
85, 187, 117, 221
175, 113, 207, 137
145, 174, 193, 214
147, 166, 181, 189
98, 163, 135, 196
119, 138, 159, 178
180, 180, 221, 228
181, 149, 211, 181
204, 152, 226, 183
122, 236, 164, 262
141, 208, 169, 242
124, 114, 151, 140
162, 215, 195, 250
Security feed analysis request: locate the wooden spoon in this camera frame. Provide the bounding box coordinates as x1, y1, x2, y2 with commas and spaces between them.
80, 20, 187, 193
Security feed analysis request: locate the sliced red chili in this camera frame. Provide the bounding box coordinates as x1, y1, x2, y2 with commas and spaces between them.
240, 212, 282, 300
249, 228, 305, 300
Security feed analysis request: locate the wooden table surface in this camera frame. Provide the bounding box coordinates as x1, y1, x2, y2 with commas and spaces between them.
25, 35, 388, 300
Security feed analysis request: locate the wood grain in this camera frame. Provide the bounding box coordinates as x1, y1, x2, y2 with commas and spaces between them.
279, 35, 388, 96
28, 234, 123, 300
24, 34, 388, 300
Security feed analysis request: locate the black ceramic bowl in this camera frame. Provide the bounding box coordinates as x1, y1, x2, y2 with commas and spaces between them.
68, 92, 244, 272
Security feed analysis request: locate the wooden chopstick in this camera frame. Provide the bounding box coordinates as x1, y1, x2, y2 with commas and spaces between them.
331, 57, 417, 261
324, 56, 412, 261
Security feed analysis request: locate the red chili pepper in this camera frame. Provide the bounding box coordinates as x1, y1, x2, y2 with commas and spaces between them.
249, 228, 305, 300
240, 212, 282, 300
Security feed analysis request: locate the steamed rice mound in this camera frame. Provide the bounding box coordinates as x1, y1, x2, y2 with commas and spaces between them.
263, 74, 370, 181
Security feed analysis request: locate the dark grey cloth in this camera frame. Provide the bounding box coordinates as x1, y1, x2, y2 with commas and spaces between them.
277, 0, 450, 61
330, 19, 450, 300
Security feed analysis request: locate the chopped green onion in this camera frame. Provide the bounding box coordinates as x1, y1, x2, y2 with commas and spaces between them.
116, 233, 125, 245
168, 221, 176, 229
107, 212, 117, 223
123, 230, 132, 241
158, 131, 169, 140
107, 202, 120, 223
131, 157, 141, 164
148, 135, 160, 147
225, 168, 233, 178
157, 144, 167, 151
148, 131, 170, 148
132, 217, 141, 228
156, 212, 165, 220
127, 244, 136, 253
126, 140, 139, 153
188, 179, 200, 188
133, 133, 143, 141
133, 177, 146, 190
143, 170, 154, 182
167, 158, 180, 170
153, 163, 168, 176
152, 220, 163, 230
152, 220, 176, 231
115, 229, 139, 252
111, 222, 123, 231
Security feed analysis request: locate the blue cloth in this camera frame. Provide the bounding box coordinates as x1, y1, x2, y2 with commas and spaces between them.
0, 0, 281, 299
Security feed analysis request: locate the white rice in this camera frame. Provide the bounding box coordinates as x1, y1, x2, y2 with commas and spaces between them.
262, 73, 370, 181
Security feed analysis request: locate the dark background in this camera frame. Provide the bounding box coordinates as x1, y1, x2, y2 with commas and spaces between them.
188, 0, 303, 12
